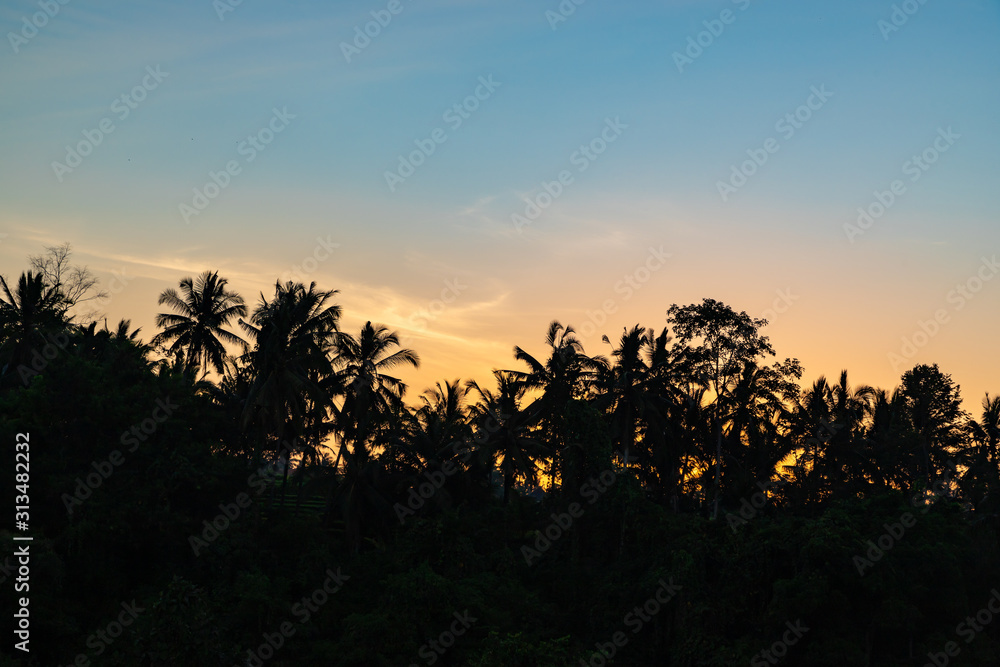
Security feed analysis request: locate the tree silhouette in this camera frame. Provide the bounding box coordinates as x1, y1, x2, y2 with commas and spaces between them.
239, 280, 341, 503
8, 245, 1000, 667
28, 242, 106, 321
900, 363, 967, 488
466, 370, 547, 504
152, 270, 247, 375
667, 298, 776, 519
331, 321, 419, 464
0, 271, 69, 386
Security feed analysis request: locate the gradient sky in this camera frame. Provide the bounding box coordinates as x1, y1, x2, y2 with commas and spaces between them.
2, 0, 998, 413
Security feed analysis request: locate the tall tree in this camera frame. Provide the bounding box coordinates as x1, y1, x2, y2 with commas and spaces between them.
410, 379, 471, 466
323, 322, 418, 550
962, 393, 1000, 513
667, 298, 776, 519
791, 371, 875, 500
510, 320, 604, 486
722, 358, 801, 502
900, 363, 968, 489
0, 271, 69, 386
240, 280, 341, 480
152, 271, 247, 375
466, 370, 547, 504
595, 325, 690, 488
28, 242, 107, 321
331, 321, 420, 465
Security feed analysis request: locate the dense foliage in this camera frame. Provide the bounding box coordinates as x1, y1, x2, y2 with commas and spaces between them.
2, 248, 999, 666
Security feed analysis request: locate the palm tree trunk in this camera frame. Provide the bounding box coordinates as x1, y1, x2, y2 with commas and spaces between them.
332, 437, 346, 473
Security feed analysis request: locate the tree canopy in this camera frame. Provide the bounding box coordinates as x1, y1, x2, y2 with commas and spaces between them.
2, 249, 999, 666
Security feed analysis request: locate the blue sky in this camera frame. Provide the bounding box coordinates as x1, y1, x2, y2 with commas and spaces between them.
2, 0, 998, 407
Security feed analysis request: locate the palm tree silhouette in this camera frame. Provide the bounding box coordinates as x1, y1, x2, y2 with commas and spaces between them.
409, 379, 472, 466
509, 320, 604, 487
324, 321, 418, 550
152, 270, 246, 375
596, 325, 689, 472
0, 271, 69, 385
331, 321, 419, 466
239, 280, 341, 496
963, 394, 1000, 512
466, 370, 547, 504
722, 358, 800, 502
667, 298, 775, 520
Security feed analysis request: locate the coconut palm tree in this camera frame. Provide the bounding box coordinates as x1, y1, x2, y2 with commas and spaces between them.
382, 379, 478, 517
109, 318, 142, 342
330, 321, 419, 465
722, 358, 800, 503
239, 280, 342, 489
865, 387, 909, 491
960, 393, 1000, 512
322, 322, 418, 550
512, 320, 604, 413
152, 271, 246, 375
596, 325, 652, 469
971, 394, 1000, 461
509, 320, 605, 488
0, 271, 69, 384
596, 326, 691, 471
466, 370, 548, 504
408, 379, 472, 466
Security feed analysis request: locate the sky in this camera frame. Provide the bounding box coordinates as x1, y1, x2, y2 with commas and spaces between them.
1, 0, 998, 414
